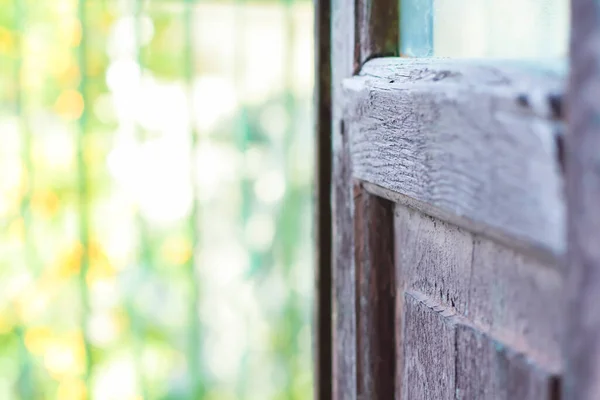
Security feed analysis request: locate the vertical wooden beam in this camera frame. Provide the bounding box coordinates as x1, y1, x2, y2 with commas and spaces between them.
565, 0, 600, 398
330, 0, 398, 399
355, 0, 399, 67
315, 0, 332, 398
331, 0, 357, 397
354, 184, 396, 399
352, 3, 399, 398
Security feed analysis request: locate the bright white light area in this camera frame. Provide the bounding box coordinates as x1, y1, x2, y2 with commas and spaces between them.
192, 76, 238, 132
107, 138, 192, 225
107, 15, 155, 60
92, 355, 139, 400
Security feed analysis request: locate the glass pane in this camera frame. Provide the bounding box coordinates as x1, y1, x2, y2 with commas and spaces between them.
401, 0, 569, 58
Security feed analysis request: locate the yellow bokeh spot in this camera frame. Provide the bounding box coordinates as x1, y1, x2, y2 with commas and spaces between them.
0, 26, 14, 55
8, 218, 25, 244
49, 50, 72, 76
161, 236, 193, 266
56, 378, 87, 400
31, 190, 60, 218
87, 240, 116, 284
54, 239, 116, 281
54, 90, 84, 121
43, 332, 85, 378
24, 326, 53, 355
56, 242, 84, 277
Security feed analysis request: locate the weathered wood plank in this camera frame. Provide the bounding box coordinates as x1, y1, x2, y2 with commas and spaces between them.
331, 0, 356, 396
354, 184, 395, 400
332, 121, 356, 400
331, 0, 399, 398
402, 291, 456, 400
456, 324, 560, 400
564, 0, 600, 398
344, 58, 565, 257
401, 289, 560, 400
394, 204, 563, 373
394, 203, 473, 315
393, 253, 403, 400
314, 0, 332, 398
366, 181, 559, 266
469, 236, 563, 373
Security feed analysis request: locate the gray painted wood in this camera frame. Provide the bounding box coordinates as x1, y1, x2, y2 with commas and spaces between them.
331, 120, 355, 400
456, 324, 559, 400
402, 291, 457, 400
331, 0, 356, 397
564, 0, 600, 398
354, 185, 396, 400
344, 58, 565, 257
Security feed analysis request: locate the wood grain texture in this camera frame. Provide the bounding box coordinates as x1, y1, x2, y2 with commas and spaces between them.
469, 236, 563, 373
456, 324, 560, 400
314, 0, 332, 398
564, 0, 600, 398
365, 181, 559, 266
402, 291, 457, 400
332, 120, 356, 400
331, 0, 399, 398
394, 204, 563, 374
344, 58, 565, 257
354, 184, 395, 400
394, 203, 473, 315
331, 0, 356, 397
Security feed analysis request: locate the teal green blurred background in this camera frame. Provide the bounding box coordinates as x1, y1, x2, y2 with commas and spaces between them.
0, 0, 314, 399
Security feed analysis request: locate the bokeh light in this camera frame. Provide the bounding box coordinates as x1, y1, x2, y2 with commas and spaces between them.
0, 0, 314, 399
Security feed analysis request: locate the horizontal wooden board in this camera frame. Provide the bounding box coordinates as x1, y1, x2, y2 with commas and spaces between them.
344, 58, 565, 257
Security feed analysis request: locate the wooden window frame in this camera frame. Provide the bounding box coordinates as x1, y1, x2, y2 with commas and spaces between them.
314, 0, 600, 399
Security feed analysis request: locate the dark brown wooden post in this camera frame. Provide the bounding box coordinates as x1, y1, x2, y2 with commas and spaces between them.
315, 0, 332, 398
354, 184, 396, 399
565, 0, 600, 399
355, 0, 400, 67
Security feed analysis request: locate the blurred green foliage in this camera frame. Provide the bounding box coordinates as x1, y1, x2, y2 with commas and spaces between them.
0, 0, 314, 399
